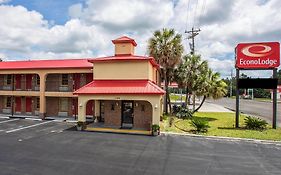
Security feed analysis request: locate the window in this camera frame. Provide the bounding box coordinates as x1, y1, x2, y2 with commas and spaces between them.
61, 74, 68, 86
36, 75, 40, 85
60, 98, 68, 112
36, 98, 40, 109
5, 75, 12, 85
5, 97, 12, 108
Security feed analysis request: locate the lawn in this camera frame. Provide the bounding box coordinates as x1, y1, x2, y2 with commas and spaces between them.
161, 112, 281, 141
170, 94, 186, 102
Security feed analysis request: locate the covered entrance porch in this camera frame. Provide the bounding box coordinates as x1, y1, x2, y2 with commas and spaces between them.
77, 96, 161, 131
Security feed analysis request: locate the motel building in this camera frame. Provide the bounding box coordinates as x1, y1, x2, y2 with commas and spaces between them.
0, 36, 165, 133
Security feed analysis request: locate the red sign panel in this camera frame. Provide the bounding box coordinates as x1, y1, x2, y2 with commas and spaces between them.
236, 42, 280, 69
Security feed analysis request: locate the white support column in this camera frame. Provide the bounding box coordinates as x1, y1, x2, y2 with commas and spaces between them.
78, 97, 87, 122
94, 100, 100, 117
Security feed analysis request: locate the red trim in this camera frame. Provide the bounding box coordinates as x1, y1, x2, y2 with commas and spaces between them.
0, 59, 92, 70
74, 80, 165, 95
112, 36, 137, 46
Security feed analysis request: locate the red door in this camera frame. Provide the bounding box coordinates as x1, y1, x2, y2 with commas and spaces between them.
74, 74, 81, 90
86, 100, 94, 115
15, 97, 21, 112
26, 97, 32, 113
26, 74, 32, 90
86, 73, 93, 84
15, 75, 21, 89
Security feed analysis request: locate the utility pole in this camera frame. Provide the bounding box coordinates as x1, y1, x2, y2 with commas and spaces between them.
185, 27, 200, 111
185, 27, 201, 54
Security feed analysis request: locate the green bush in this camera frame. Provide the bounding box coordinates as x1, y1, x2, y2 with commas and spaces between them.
176, 106, 193, 119
169, 117, 175, 127
190, 118, 210, 133
244, 116, 267, 130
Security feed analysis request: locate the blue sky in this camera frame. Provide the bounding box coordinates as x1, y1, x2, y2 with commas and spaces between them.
7, 0, 85, 25
0, 0, 280, 78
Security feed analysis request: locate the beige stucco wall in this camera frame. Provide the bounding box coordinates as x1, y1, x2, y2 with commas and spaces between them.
94, 61, 153, 80
115, 43, 134, 55
77, 94, 163, 127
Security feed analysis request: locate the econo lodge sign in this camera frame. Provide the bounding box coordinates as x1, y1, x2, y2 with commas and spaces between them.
236, 42, 280, 69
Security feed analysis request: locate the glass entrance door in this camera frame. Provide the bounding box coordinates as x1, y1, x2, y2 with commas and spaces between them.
121, 101, 134, 128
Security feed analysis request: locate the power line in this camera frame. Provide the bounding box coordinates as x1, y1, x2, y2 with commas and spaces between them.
192, 0, 199, 28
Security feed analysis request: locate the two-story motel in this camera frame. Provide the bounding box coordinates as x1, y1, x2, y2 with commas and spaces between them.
0, 36, 164, 131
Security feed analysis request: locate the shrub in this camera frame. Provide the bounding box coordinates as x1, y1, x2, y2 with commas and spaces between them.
190, 118, 210, 133
152, 124, 160, 132
176, 106, 193, 119
169, 117, 174, 127
244, 116, 267, 130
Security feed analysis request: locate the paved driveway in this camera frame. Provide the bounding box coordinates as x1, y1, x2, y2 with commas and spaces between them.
0, 117, 281, 175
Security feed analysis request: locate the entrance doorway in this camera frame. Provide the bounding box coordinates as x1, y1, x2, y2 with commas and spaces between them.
121, 101, 134, 128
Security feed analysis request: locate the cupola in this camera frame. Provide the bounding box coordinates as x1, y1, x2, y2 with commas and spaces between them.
112, 36, 137, 56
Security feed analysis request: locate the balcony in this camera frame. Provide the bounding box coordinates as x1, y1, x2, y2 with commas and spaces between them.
0, 80, 40, 91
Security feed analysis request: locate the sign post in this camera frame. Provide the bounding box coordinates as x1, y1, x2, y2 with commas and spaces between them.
235, 42, 280, 129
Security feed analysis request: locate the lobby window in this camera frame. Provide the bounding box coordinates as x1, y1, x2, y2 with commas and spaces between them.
60, 98, 68, 112
5, 97, 12, 108
61, 74, 68, 86
5, 75, 12, 85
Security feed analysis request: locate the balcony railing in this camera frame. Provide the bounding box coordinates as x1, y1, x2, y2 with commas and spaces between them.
0, 80, 40, 91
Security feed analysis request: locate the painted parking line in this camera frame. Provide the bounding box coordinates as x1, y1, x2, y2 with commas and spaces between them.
6, 121, 53, 133
0, 119, 19, 124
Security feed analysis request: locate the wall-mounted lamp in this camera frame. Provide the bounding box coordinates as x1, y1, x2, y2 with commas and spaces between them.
154, 104, 158, 109
79, 103, 83, 107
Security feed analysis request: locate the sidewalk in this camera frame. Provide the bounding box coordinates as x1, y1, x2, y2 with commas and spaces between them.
0, 113, 78, 122
197, 101, 233, 112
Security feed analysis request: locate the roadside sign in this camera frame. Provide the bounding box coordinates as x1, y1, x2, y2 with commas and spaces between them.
236, 42, 280, 69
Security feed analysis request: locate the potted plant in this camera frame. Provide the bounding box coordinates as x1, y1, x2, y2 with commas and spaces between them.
152, 124, 160, 136
77, 121, 86, 131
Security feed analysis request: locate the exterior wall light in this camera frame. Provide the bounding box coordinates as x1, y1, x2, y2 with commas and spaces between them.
79, 103, 83, 107
154, 104, 158, 109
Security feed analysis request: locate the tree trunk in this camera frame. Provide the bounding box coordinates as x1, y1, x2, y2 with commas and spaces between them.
194, 96, 206, 112
185, 86, 188, 107
163, 69, 168, 114
192, 92, 196, 112
167, 91, 172, 113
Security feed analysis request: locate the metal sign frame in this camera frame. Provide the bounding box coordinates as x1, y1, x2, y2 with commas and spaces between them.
235, 68, 278, 129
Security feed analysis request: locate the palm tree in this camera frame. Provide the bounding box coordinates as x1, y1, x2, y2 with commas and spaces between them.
148, 28, 184, 114
175, 54, 208, 111
194, 69, 228, 112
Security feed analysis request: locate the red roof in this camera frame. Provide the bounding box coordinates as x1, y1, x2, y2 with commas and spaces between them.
88, 55, 160, 68
112, 36, 137, 46
74, 80, 165, 95
0, 59, 92, 70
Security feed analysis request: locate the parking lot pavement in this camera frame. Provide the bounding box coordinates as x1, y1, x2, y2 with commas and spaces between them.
0, 120, 281, 175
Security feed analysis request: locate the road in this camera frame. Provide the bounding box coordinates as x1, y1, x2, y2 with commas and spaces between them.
0, 117, 281, 175
208, 98, 281, 126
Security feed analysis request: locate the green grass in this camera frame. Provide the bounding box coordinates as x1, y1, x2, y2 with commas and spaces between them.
253, 98, 272, 102
161, 112, 281, 141
170, 94, 186, 102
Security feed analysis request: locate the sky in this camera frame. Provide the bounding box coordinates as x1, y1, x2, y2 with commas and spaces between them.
0, 0, 280, 78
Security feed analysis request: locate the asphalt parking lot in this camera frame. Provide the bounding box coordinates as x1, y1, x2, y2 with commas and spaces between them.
0, 117, 281, 175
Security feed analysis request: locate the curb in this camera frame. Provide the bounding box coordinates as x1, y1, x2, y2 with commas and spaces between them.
0, 115, 77, 123
161, 131, 281, 145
